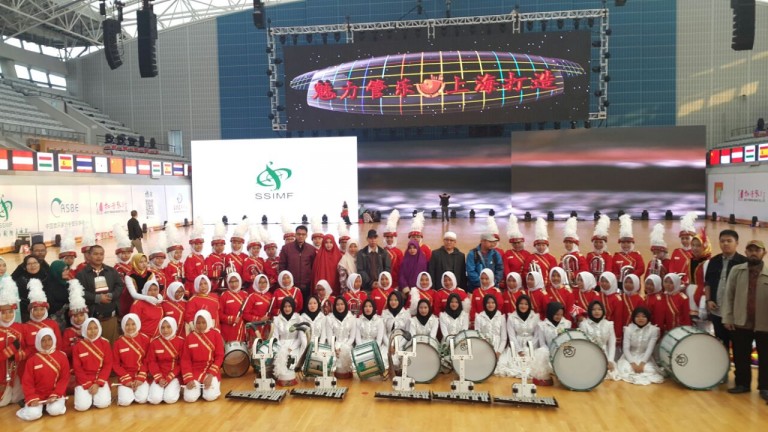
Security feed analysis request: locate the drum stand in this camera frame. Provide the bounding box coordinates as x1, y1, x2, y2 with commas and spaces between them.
375, 334, 432, 401
291, 336, 348, 400
432, 338, 491, 404
494, 343, 558, 408
225, 338, 287, 403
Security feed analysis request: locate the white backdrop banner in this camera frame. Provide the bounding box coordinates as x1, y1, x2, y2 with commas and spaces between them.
191, 137, 358, 224
88, 185, 133, 233
131, 185, 168, 227
0, 185, 38, 246
36, 185, 91, 240
707, 171, 768, 220
164, 184, 192, 223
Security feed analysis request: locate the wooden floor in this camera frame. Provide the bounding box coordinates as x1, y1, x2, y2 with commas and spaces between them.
1, 219, 767, 430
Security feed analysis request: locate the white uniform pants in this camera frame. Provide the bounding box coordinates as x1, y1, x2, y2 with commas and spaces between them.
147, 378, 181, 404
117, 381, 149, 406
183, 377, 221, 402
74, 384, 112, 411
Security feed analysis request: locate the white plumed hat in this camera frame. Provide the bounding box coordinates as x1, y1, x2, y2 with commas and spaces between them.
260, 226, 276, 248
563, 216, 579, 244
506, 214, 524, 242
81, 223, 97, 253
591, 214, 610, 242
165, 222, 184, 253
679, 212, 698, 237
27, 278, 48, 309
68, 278, 88, 315
337, 221, 350, 242
232, 218, 249, 243
0, 278, 20, 309
113, 223, 133, 254
248, 224, 263, 249
533, 217, 549, 246
189, 217, 205, 245
281, 216, 295, 241
486, 216, 500, 241
618, 214, 634, 242
148, 231, 168, 260
384, 210, 400, 237
311, 216, 324, 240
409, 212, 425, 237
650, 223, 667, 251
59, 229, 77, 258
212, 221, 227, 245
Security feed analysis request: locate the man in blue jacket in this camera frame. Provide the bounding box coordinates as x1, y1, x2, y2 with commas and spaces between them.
466, 232, 504, 292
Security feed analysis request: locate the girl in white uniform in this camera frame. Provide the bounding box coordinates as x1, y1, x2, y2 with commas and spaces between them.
474, 295, 509, 376
273, 297, 306, 386
301, 295, 327, 344
579, 300, 619, 380
439, 293, 469, 340
325, 297, 357, 379
410, 299, 438, 339
617, 307, 664, 385
531, 302, 571, 385
504, 295, 541, 377
356, 299, 387, 368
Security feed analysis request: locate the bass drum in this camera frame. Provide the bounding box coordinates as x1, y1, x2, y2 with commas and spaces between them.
657, 326, 729, 390
403, 335, 441, 383
303, 342, 335, 377
549, 330, 607, 391
252, 338, 280, 377
222, 341, 251, 378
352, 341, 385, 380
450, 330, 497, 383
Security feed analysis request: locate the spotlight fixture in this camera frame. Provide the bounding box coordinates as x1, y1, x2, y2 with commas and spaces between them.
524, 212, 532, 222
547, 211, 555, 221
557, 19, 564, 30
602, 74, 611, 82
592, 66, 601, 73
641, 210, 649, 220
540, 21, 547, 31
594, 211, 601, 221
334, 32, 341, 42
526, 21, 533, 31
584, 120, 591, 129
587, 18, 595, 28
570, 121, 577, 129
305, 34, 312, 43
665, 210, 674, 221
291, 34, 298, 45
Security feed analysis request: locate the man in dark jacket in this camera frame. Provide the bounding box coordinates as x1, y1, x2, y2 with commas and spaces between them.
357, 229, 391, 291
279, 225, 316, 308
127, 210, 143, 253
466, 232, 504, 292
76, 245, 124, 343
429, 231, 467, 289
705, 229, 747, 350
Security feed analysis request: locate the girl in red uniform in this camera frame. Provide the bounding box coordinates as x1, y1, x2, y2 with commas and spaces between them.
182, 310, 224, 402
500, 272, 524, 315
244, 274, 273, 340
114, 313, 150, 406
548, 267, 575, 318
661, 273, 691, 333
185, 275, 220, 333
72, 318, 112, 411
271, 271, 303, 317
23, 280, 62, 360
63, 279, 90, 394
147, 317, 184, 405
526, 271, 552, 321
598, 272, 626, 343
621, 274, 646, 327
343, 273, 367, 317
644, 275, 666, 329
0, 280, 25, 407
130, 280, 164, 338
122, 254, 154, 317
219, 273, 248, 343
370, 271, 394, 316
573, 272, 598, 324
435, 271, 470, 316
16, 328, 68, 421
163, 281, 187, 336
470, 269, 503, 325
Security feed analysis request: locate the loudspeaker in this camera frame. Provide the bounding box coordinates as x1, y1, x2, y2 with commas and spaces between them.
731, 0, 755, 51
102, 18, 123, 70
253, 1, 265, 29
137, 9, 158, 78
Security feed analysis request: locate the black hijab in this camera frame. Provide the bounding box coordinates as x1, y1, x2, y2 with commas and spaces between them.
588, 300, 605, 323
362, 299, 376, 320
546, 301, 564, 326
444, 293, 462, 320
333, 297, 349, 322
632, 306, 652, 328
416, 299, 431, 326
515, 295, 532, 321
386, 291, 404, 317
483, 294, 498, 319
304, 295, 321, 321
280, 297, 296, 322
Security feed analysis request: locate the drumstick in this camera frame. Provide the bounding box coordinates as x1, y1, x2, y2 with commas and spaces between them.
39, 396, 69, 405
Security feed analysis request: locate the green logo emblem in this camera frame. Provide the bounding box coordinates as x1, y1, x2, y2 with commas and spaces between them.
256, 162, 292, 191
0, 195, 12, 221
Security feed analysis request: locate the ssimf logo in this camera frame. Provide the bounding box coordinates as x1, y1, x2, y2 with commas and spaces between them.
0, 194, 12, 221
50, 198, 79, 218
255, 162, 294, 200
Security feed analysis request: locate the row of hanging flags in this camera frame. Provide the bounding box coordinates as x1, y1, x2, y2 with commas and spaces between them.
0, 149, 188, 176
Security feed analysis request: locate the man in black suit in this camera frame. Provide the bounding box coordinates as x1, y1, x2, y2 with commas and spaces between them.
705, 229, 747, 351
127, 210, 144, 253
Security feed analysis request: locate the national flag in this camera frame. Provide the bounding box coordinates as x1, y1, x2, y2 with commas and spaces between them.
720, 148, 731, 164
172, 163, 184, 176
11, 150, 34, 171
0, 149, 9, 170
125, 159, 137, 175
94, 156, 108, 173
730, 147, 744, 163
58, 154, 74, 172
110, 157, 124, 174
37, 152, 54, 171
709, 149, 720, 166
760, 144, 768, 161
163, 162, 172, 176
76, 155, 93, 172
744, 145, 756, 162
138, 160, 151, 175
151, 161, 162, 177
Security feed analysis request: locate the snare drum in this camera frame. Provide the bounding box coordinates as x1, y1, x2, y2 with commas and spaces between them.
352, 341, 385, 380
252, 338, 279, 376
657, 326, 728, 390
549, 330, 607, 391
223, 341, 251, 378
450, 330, 497, 382
303, 342, 335, 377
404, 335, 441, 383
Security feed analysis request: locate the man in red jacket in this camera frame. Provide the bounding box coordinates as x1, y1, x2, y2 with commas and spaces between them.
279, 225, 316, 309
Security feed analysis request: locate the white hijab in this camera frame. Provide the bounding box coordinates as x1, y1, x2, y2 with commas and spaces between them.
194, 275, 212, 294
121, 313, 141, 337
623, 274, 641, 295
166, 281, 185, 302
599, 272, 619, 296
505, 272, 522, 293
417, 271, 433, 291
254, 274, 271, 294
227, 272, 243, 293
527, 271, 545, 292
479, 268, 495, 290
81, 317, 102, 342
159, 316, 178, 340
35, 327, 57, 354
347, 272, 362, 293
664, 273, 684, 295
194, 309, 214, 333
578, 271, 597, 293
644, 275, 662, 295
278, 270, 294, 289
549, 267, 568, 289
378, 271, 393, 290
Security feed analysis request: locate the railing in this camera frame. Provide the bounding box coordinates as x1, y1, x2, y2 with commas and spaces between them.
0, 121, 85, 142
729, 125, 755, 138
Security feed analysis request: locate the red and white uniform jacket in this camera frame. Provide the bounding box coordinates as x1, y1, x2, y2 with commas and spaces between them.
22, 350, 69, 404
112, 333, 151, 385
385, 247, 404, 289
270, 286, 303, 317
131, 300, 164, 338
148, 335, 184, 383
72, 337, 112, 388
370, 286, 394, 316
611, 251, 645, 281
183, 253, 207, 297
185, 294, 220, 329
503, 249, 531, 287
522, 253, 558, 287
205, 253, 227, 291
1, 323, 25, 383
164, 260, 184, 286
219, 290, 249, 342
162, 300, 187, 336
181, 330, 224, 384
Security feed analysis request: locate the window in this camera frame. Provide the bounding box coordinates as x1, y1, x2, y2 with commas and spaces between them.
49, 74, 66, 88
14, 65, 30, 80
30, 68, 48, 84
40, 45, 62, 58
22, 41, 41, 53
5, 37, 22, 48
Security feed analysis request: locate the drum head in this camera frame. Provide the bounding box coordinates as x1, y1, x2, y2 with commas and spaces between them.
223, 348, 251, 378
451, 337, 497, 382
670, 333, 729, 390
408, 343, 441, 383
552, 340, 607, 391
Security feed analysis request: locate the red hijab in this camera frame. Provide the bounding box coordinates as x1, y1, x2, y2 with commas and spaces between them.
312, 234, 343, 292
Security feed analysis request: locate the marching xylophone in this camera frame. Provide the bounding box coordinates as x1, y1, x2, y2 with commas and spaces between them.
290, 387, 347, 400
431, 391, 492, 404
225, 390, 287, 403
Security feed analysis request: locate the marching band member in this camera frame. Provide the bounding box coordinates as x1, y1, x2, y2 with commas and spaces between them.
273, 297, 306, 387
184, 219, 207, 297
370, 271, 394, 316
302, 295, 327, 344
57, 231, 77, 280
504, 215, 531, 289
409, 272, 437, 316
598, 272, 626, 343
244, 274, 273, 340
383, 210, 403, 289
660, 274, 691, 333
486, 217, 509, 287
122, 254, 155, 317
74, 224, 97, 276
242, 226, 265, 292
337, 222, 351, 255
185, 275, 220, 332
644, 275, 666, 329
504, 295, 541, 377
682, 230, 711, 326
668, 212, 697, 276
112, 224, 134, 281
315, 281, 336, 316
617, 307, 664, 385
356, 299, 387, 367
16, 328, 68, 421
440, 293, 469, 340
470, 269, 503, 326
382, 291, 410, 340
182, 310, 224, 402
113, 314, 150, 406
398, 240, 428, 293
225, 220, 250, 279
531, 302, 571, 386
523, 218, 558, 287
645, 223, 670, 280
312, 234, 343, 295
162, 282, 187, 336
611, 215, 645, 288
148, 233, 168, 293
436, 271, 470, 316
337, 239, 359, 295
281, 216, 296, 245
205, 222, 228, 293
587, 215, 613, 281
410, 299, 439, 338
579, 301, 618, 380
573, 272, 599, 323
622, 275, 646, 327
271, 271, 304, 317
262, 227, 280, 288
549, 267, 575, 319
147, 317, 183, 405
23, 280, 63, 360
218, 273, 248, 343
326, 297, 357, 379
72, 318, 112, 411
526, 271, 553, 321
130, 280, 164, 338
0, 258, 21, 323
474, 295, 508, 374
561, 217, 588, 285
408, 212, 432, 261
344, 273, 368, 317
499, 272, 522, 315
62, 279, 89, 360
164, 222, 185, 287
0, 280, 24, 407
311, 217, 325, 250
